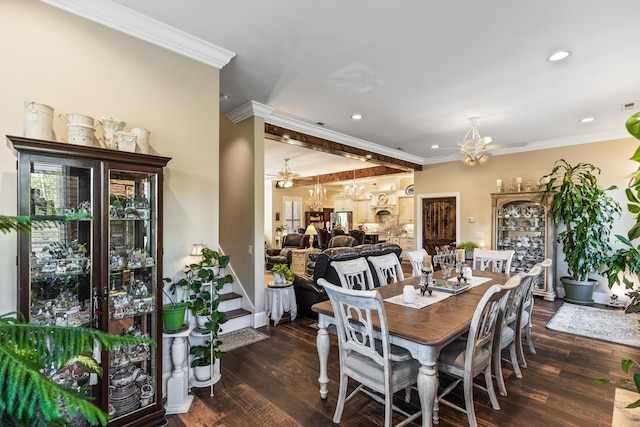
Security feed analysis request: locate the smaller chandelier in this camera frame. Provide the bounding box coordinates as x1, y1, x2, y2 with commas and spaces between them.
308, 176, 327, 211
343, 170, 364, 200
459, 117, 493, 166
277, 158, 295, 188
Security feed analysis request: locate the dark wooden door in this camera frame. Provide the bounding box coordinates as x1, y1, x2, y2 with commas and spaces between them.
422, 196, 457, 255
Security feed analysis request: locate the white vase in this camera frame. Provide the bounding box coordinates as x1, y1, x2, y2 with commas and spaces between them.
272, 271, 283, 284
193, 363, 211, 381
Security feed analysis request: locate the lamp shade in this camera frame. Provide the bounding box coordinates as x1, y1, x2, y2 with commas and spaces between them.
191, 243, 205, 257
304, 225, 317, 236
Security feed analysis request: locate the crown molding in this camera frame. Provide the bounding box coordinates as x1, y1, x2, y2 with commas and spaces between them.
39, 0, 236, 69
226, 101, 275, 123
228, 101, 425, 165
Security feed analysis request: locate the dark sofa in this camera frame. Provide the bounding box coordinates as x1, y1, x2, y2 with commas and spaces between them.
293, 242, 402, 318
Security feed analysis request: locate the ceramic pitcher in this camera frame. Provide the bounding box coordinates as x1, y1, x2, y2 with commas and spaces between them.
98, 117, 126, 149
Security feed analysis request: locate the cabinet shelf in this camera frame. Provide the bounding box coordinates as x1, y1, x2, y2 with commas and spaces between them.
491, 191, 556, 301
10, 135, 171, 427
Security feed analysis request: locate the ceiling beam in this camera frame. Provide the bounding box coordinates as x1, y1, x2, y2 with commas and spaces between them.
285, 165, 409, 188
265, 123, 423, 172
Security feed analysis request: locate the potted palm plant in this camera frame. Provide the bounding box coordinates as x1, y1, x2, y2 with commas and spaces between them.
540, 159, 621, 304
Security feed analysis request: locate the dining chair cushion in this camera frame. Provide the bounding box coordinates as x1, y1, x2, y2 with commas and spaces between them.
438, 338, 491, 379
345, 352, 420, 386
374, 339, 413, 362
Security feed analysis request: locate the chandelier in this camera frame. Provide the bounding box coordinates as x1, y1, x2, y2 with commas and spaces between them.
459, 117, 492, 166
277, 158, 295, 188
308, 176, 327, 211
343, 170, 364, 200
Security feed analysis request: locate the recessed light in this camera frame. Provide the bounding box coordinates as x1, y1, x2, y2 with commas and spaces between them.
351, 113, 363, 120
580, 117, 594, 123
431, 144, 440, 149
547, 50, 571, 62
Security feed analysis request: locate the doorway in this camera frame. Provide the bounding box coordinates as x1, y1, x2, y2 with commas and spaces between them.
418, 193, 460, 255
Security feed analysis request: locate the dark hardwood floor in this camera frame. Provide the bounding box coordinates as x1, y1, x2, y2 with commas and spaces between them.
164, 296, 637, 427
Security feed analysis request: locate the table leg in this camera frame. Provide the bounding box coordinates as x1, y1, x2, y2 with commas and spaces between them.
316, 319, 330, 399
417, 347, 439, 427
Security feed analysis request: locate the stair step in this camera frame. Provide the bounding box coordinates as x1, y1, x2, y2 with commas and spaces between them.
220, 292, 242, 302
225, 308, 251, 320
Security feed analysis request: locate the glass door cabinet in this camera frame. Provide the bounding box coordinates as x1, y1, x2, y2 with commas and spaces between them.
491, 191, 556, 301
10, 136, 171, 426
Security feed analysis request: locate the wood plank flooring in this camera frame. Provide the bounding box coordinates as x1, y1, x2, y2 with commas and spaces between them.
164, 297, 638, 426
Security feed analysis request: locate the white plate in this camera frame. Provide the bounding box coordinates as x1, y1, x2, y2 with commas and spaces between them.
405, 184, 414, 196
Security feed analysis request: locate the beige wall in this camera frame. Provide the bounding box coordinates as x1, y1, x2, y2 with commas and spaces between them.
414, 137, 638, 295
0, 0, 220, 314
220, 115, 264, 308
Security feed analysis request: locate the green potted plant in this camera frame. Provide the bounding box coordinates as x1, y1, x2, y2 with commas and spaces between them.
604, 112, 640, 313
190, 340, 216, 381
457, 241, 478, 260
272, 263, 294, 284
0, 214, 154, 426
540, 159, 621, 304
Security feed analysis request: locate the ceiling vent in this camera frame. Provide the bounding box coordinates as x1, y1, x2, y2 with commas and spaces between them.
621, 102, 637, 111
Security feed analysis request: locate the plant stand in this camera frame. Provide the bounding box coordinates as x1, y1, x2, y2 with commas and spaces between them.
189, 328, 220, 397
163, 324, 195, 415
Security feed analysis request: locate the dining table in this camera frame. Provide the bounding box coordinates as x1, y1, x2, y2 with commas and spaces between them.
311, 269, 511, 427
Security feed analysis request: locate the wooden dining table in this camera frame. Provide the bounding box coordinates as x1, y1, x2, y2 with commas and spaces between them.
311, 269, 511, 427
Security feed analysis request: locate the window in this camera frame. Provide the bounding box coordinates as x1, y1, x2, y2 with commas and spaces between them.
283, 197, 302, 234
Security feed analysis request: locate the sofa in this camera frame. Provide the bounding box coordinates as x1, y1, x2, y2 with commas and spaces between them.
265, 233, 309, 270
293, 242, 403, 318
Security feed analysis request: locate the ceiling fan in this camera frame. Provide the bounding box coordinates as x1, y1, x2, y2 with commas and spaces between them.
276, 158, 297, 188
440, 117, 528, 166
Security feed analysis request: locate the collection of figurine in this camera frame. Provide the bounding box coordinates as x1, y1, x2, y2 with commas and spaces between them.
109, 248, 154, 270
109, 195, 151, 220
32, 240, 90, 276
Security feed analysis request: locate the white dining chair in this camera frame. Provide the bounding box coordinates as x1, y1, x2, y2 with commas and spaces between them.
517, 259, 552, 367
437, 275, 520, 427
492, 272, 533, 396
368, 253, 404, 286
330, 258, 375, 290
472, 248, 514, 274
404, 249, 432, 278
318, 278, 422, 427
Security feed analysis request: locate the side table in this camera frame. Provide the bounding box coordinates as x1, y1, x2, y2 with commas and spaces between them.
291, 248, 321, 276
264, 284, 297, 325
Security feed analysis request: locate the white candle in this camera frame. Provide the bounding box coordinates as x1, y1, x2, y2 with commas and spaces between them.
497, 179, 502, 187
403, 285, 416, 304
516, 177, 522, 184
457, 249, 465, 261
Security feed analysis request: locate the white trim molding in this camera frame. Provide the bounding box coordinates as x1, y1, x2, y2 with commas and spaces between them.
39, 0, 236, 69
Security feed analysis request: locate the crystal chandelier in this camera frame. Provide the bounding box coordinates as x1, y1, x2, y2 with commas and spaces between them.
308, 176, 327, 211
459, 117, 492, 166
277, 158, 295, 188
343, 170, 364, 200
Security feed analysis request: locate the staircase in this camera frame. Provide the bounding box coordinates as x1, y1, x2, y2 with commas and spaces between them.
218, 282, 252, 334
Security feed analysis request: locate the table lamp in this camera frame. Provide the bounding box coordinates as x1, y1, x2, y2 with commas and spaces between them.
304, 224, 317, 247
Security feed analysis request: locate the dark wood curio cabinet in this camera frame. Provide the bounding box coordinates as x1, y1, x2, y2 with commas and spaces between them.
8, 136, 171, 426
